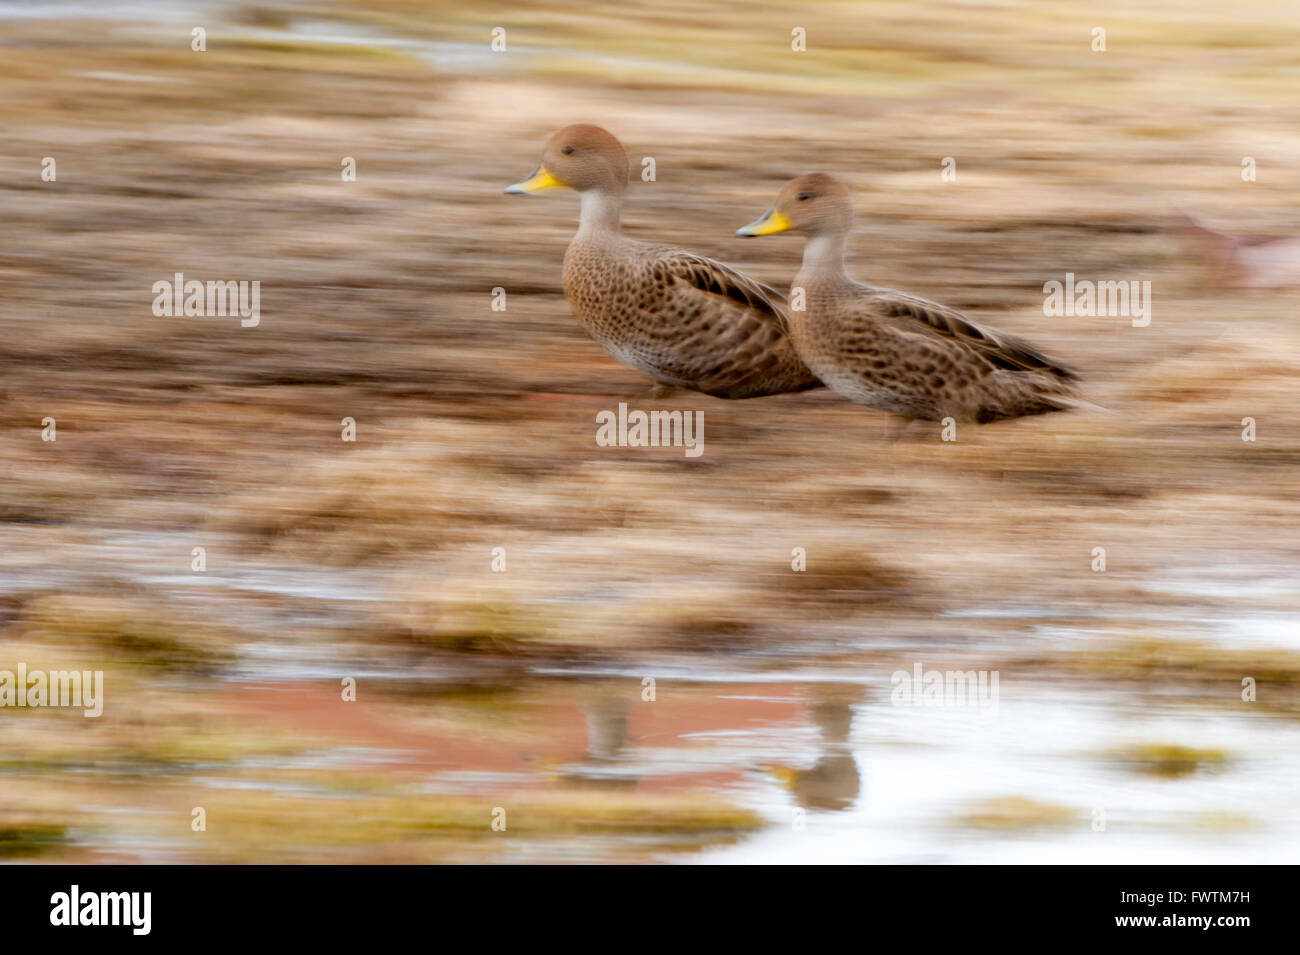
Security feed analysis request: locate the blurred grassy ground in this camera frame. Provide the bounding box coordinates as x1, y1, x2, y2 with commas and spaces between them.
2, 0, 1299, 861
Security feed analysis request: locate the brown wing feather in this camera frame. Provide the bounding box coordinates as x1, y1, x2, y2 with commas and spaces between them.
653, 251, 791, 332
632, 250, 818, 397
873, 291, 1077, 380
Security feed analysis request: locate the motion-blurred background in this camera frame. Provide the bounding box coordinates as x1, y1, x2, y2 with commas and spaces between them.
2, 0, 1299, 862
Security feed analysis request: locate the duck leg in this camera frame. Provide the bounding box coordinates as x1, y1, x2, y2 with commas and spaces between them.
644, 382, 679, 401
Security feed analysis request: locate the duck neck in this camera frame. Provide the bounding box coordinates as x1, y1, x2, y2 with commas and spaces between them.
798, 230, 850, 285
577, 187, 623, 237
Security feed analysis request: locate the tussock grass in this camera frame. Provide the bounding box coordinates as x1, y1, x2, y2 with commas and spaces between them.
954, 796, 1080, 831
1103, 742, 1230, 778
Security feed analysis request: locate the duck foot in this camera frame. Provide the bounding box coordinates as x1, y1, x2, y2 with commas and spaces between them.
644, 382, 679, 401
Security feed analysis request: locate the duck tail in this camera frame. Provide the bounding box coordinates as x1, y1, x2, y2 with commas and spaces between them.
1042, 391, 1111, 415
1172, 207, 1241, 256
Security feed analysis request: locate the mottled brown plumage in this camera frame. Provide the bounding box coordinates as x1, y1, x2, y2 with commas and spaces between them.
507, 125, 821, 398
737, 173, 1082, 423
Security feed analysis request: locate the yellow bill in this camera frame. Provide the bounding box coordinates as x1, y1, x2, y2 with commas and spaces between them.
735, 208, 792, 237
505, 164, 568, 195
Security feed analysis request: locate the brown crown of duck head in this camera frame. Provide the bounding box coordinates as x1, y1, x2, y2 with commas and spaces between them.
736, 173, 853, 237
506, 124, 630, 195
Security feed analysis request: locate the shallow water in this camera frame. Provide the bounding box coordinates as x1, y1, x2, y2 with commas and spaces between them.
5, 521, 1296, 862
196, 660, 1300, 863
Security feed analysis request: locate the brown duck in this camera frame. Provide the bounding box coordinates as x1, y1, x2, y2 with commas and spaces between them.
737, 173, 1083, 424
506, 125, 820, 398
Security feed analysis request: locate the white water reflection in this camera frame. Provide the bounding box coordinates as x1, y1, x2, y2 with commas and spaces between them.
695, 687, 1300, 864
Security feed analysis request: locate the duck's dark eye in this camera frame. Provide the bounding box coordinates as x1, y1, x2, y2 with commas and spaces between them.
797, 192, 812, 201
561, 145, 575, 155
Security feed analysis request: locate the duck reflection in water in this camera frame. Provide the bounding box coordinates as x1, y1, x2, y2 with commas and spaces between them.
558, 680, 866, 809
771, 683, 866, 812
560, 684, 638, 790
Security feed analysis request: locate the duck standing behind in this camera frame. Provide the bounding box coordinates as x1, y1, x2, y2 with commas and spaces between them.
737, 173, 1083, 424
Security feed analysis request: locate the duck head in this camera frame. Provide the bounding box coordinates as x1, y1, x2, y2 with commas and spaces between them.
735, 172, 853, 238
505, 124, 630, 196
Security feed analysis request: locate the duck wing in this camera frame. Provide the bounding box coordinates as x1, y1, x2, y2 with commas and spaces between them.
634, 248, 820, 397
867, 289, 1078, 381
